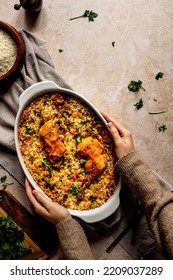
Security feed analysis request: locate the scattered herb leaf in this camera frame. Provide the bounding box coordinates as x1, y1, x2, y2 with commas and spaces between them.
112, 41, 115, 47
0, 176, 14, 190
155, 72, 164, 80
128, 80, 145, 92
0, 175, 7, 183
58, 49, 63, 53
70, 10, 98, 22
133, 98, 143, 110
156, 123, 167, 132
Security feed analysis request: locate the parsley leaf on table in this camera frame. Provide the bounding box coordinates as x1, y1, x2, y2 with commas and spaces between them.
128, 80, 145, 92
155, 72, 164, 80
70, 10, 98, 22
156, 123, 167, 132
133, 98, 143, 110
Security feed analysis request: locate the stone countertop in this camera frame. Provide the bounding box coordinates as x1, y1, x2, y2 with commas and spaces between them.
0, 0, 172, 260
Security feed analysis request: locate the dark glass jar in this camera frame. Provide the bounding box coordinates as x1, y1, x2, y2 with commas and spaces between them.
14, 0, 43, 12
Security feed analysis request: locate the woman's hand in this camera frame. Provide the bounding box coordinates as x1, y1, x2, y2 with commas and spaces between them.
25, 179, 71, 225
101, 111, 135, 160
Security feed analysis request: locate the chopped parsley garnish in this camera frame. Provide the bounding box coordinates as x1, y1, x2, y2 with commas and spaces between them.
128, 80, 145, 92
25, 123, 35, 135
76, 148, 80, 153
0, 216, 31, 260
155, 72, 164, 80
81, 118, 87, 123
133, 98, 143, 110
112, 41, 115, 47
90, 195, 97, 201
80, 159, 87, 164
70, 10, 98, 22
42, 158, 54, 172
68, 185, 81, 198
76, 135, 82, 143
58, 49, 63, 53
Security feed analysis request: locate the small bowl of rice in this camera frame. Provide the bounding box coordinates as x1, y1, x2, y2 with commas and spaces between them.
0, 21, 25, 83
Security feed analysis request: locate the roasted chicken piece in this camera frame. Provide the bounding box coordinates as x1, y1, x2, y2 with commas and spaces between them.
77, 136, 107, 187
39, 119, 65, 165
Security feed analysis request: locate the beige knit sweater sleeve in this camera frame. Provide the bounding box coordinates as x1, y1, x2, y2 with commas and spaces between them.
116, 150, 173, 259
56, 218, 94, 259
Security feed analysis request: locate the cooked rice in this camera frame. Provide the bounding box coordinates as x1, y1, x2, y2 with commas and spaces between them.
18, 92, 119, 210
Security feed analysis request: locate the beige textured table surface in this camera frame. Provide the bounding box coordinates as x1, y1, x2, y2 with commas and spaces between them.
0, 0, 173, 259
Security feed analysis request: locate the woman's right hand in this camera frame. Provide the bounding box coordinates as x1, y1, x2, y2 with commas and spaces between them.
101, 112, 135, 160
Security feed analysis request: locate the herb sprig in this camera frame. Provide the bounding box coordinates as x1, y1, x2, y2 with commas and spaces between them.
0, 175, 14, 190
70, 10, 98, 22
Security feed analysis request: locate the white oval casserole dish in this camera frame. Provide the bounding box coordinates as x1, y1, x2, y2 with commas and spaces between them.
14, 81, 121, 223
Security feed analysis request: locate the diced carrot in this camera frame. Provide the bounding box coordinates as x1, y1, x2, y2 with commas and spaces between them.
81, 131, 87, 137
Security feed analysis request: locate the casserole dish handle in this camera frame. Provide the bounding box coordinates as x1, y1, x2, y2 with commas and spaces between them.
19, 80, 62, 109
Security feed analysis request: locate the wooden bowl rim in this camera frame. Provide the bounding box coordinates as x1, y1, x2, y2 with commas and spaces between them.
0, 21, 25, 82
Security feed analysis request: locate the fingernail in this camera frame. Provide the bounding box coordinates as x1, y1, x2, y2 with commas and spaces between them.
32, 189, 38, 195
107, 122, 113, 129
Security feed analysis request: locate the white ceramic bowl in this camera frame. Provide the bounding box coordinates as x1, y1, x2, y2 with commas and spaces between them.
14, 81, 121, 223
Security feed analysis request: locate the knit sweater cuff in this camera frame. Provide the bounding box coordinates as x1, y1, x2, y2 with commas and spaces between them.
116, 150, 161, 200
56, 218, 94, 260
116, 150, 173, 218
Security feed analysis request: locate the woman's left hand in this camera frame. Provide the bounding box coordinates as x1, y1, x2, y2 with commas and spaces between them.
25, 179, 71, 225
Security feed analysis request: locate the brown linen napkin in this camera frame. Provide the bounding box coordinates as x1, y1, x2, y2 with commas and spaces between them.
0, 30, 71, 185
